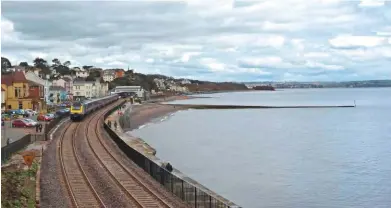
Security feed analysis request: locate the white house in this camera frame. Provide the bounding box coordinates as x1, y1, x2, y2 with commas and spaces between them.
103, 70, 115, 82
74, 68, 89, 78
169, 85, 189, 92
100, 82, 109, 97
181, 79, 191, 85
154, 78, 166, 90
73, 78, 108, 100
52, 77, 73, 93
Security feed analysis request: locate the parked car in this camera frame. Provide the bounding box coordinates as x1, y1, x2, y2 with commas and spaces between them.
46, 113, 58, 119
12, 119, 36, 128
56, 109, 70, 116
37, 114, 53, 121
23, 118, 39, 126
25, 109, 37, 116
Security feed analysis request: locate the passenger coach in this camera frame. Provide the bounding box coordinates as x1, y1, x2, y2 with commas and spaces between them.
70, 94, 119, 121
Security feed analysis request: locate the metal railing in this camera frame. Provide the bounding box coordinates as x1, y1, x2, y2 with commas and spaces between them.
104, 101, 240, 208
1, 134, 32, 162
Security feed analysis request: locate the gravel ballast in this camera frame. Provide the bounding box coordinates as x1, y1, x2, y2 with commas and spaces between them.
40, 120, 71, 208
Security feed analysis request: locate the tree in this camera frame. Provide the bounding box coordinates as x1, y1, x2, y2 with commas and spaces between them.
51, 58, 71, 75
125, 69, 134, 76
89, 70, 101, 78
63, 61, 71, 67
85, 75, 97, 81
52, 58, 61, 67
82, 65, 93, 70
109, 77, 133, 90
19, 62, 29, 67
1, 57, 12, 71
33, 57, 50, 74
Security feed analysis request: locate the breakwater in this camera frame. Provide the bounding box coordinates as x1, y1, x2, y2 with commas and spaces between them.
164, 104, 356, 109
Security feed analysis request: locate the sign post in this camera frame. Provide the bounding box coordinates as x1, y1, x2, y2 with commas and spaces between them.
22, 151, 36, 168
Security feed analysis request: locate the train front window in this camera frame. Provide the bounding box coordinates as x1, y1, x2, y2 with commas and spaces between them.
72, 103, 82, 110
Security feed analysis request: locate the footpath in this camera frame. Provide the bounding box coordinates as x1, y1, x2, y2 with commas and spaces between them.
105, 102, 158, 156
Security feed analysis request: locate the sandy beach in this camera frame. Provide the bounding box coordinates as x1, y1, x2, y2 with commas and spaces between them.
124, 95, 192, 131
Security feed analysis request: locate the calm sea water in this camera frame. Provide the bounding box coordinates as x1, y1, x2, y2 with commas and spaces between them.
131, 88, 391, 208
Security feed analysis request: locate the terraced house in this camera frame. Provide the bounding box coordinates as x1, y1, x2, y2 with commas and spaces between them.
1, 86, 6, 111
1, 71, 44, 111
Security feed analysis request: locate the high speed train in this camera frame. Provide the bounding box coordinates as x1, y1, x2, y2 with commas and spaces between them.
70, 94, 119, 121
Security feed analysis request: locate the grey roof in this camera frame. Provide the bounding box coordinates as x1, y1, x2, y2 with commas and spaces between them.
62, 77, 72, 82
49, 86, 66, 91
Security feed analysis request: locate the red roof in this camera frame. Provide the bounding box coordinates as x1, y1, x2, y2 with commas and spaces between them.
1, 71, 27, 86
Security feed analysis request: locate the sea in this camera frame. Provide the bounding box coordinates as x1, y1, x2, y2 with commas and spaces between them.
130, 88, 391, 208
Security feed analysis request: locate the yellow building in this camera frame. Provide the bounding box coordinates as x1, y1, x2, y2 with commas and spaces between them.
1, 86, 6, 111
1, 71, 35, 110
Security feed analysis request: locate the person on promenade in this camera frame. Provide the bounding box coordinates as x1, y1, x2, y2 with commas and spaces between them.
114, 121, 118, 130
38, 123, 43, 133
166, 163, 173, 172
35, 123, 39, 133
107, 120, 112, 128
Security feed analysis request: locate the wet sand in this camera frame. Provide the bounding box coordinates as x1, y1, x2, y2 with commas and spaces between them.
124, 95, 192, 131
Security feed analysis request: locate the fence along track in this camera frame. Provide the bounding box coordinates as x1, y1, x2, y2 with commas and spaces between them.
86, 102, 187, 208
59, 121, 106, 208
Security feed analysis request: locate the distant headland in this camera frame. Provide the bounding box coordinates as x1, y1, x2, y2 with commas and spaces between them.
244, 80, 391, 89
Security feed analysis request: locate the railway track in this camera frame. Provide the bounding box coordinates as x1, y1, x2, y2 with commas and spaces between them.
58, 122, 106, 208
85, 102, 189, 207
58, 101, 189, 208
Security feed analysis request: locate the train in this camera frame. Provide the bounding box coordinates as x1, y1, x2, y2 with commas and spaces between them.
70, 94, 119, 121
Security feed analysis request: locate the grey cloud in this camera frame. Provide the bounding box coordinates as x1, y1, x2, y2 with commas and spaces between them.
1, 0, 390, 81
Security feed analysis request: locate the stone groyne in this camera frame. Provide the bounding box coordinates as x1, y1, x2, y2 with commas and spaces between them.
163, 104, 356, 109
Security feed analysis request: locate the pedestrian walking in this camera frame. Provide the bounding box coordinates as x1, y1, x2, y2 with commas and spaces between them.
166, 163, 173, 172
38, 123, 43, 133
107, 120, 112, 128
35, 124, 39, 133
114, 121, 118, 130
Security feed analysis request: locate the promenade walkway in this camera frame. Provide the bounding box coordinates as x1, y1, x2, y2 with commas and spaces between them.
104, 102, 157, 156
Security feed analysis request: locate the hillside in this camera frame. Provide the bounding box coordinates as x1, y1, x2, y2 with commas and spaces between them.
185, 82, 248, 92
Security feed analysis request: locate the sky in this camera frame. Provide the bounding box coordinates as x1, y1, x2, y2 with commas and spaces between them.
1, 0, 391, 82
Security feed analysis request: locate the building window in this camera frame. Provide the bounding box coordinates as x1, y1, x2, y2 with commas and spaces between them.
14, 87, 23, 98
19, 101, 23, 109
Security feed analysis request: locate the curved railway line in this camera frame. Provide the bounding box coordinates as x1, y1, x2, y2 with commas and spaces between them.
59, 121, 106, 207
58, 101, 190, 208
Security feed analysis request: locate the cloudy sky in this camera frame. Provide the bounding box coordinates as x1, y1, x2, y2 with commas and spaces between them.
1, 0, 391, 82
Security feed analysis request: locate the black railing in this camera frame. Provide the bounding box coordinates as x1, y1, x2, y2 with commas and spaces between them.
1, 114, 68, 162
104, 101, 240, 208
1, 134, 32, 162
